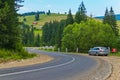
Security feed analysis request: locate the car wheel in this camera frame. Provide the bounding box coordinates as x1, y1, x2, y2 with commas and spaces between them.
105, 54, 108, 56
96, 52, 98, 56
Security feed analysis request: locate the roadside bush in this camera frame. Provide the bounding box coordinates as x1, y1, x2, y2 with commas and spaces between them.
0, 49, 36, 62
62, 19, 118, 52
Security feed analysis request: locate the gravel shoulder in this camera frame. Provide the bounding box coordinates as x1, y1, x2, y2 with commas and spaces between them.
80, 54, 120, 80
0, 54, 53, 69
97, 56, 120, 80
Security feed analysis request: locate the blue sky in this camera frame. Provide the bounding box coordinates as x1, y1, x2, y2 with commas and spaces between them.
18, 0, 120, 16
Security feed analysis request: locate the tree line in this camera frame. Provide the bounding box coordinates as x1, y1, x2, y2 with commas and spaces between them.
21, 10, 51, 16
42, 1, 120, 52
21, 23, 41, 47
42, 20, 66, 48
21, 11, 45, 16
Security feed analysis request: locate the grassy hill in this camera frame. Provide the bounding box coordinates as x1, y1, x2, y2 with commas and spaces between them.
20, 13, 120, 35
19, 13, 67, 29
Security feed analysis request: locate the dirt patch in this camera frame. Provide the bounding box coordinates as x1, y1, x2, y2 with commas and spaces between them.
0, 54, 53, 69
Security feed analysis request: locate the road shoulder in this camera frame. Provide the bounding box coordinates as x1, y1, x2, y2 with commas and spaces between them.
97, 56, 120, 80
79, 53, 120, 80
0, 54, 53, 69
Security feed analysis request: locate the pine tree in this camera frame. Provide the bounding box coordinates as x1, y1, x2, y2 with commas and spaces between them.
23, 17, 27, 22
103, 8, 110, 24
15, 0, 24, 11
75, 11, 80, 23
47, 10, 51, 15
109, 7, 118, 36
42, 22, 49, 45
0, 0, 23, 51
21, 23, 29, 46
35, 11, 40, 21
56, 20, 66, 48
50, 21, 59, 45
66, 9, 74, 25
103, 7, 118, 36
35, 34, 41, 47
29, 25, 35, 46
75, 1, 87, 23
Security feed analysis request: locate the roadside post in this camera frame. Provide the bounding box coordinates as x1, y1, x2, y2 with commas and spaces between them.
108, 47, 110, 53
76, 48, 78, 53
58, 48, 60, 53
66, 48, 68, 53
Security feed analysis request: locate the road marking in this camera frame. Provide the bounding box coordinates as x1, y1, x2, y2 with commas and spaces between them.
0, 57, 75, 77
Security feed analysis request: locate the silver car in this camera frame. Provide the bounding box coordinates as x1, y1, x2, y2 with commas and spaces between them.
88, 47, 110, 56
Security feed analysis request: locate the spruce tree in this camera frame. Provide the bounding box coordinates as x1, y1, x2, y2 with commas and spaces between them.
66, 9, 74, 25
0, 0, 24, 51
75, 11, 80, 23
47, 10, 51, 15
103, 7, 118, 36
35, 34, 41, 47
109, 7, 118, 36
103, 8, 110, 24
29, 25, 35, 46
75, 1, 87, 23
35, 11, 40, 21
56, 20, 66, 48
42, 23, 49, 45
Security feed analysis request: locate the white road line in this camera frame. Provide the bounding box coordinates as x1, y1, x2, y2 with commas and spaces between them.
0, 57, 75, 77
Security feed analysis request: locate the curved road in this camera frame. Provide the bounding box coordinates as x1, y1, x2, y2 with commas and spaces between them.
0, 48, 99, 80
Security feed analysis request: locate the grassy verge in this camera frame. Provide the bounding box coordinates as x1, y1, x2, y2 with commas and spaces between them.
109, 52, 120, 56
0, 49, 36, 63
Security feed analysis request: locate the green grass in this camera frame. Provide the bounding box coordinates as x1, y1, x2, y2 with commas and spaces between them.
109, 52, 120, 56
0, 49, 36, 63
34, 29, 42, 36
19, 13, 67, 28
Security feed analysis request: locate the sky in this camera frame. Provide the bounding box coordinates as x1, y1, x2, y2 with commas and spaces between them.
18, 0, 120, 17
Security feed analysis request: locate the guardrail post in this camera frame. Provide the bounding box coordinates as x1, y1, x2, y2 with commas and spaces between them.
58, 48, 60, 53
76, 48, 78, 53
108, 47, 110, 53
66, 48, 68, 53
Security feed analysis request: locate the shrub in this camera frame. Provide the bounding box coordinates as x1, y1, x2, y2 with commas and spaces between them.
0, 49, 36, 62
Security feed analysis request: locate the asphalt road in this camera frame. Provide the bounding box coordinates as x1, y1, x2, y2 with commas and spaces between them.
0, 48, 99, 80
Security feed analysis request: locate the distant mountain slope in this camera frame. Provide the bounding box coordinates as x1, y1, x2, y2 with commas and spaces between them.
95, 14, 120, 20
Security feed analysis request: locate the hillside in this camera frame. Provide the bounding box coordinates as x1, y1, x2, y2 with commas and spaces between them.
19, 13, 67, 29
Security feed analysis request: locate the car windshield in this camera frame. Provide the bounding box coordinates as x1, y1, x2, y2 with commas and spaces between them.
92, 47, 100, 50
